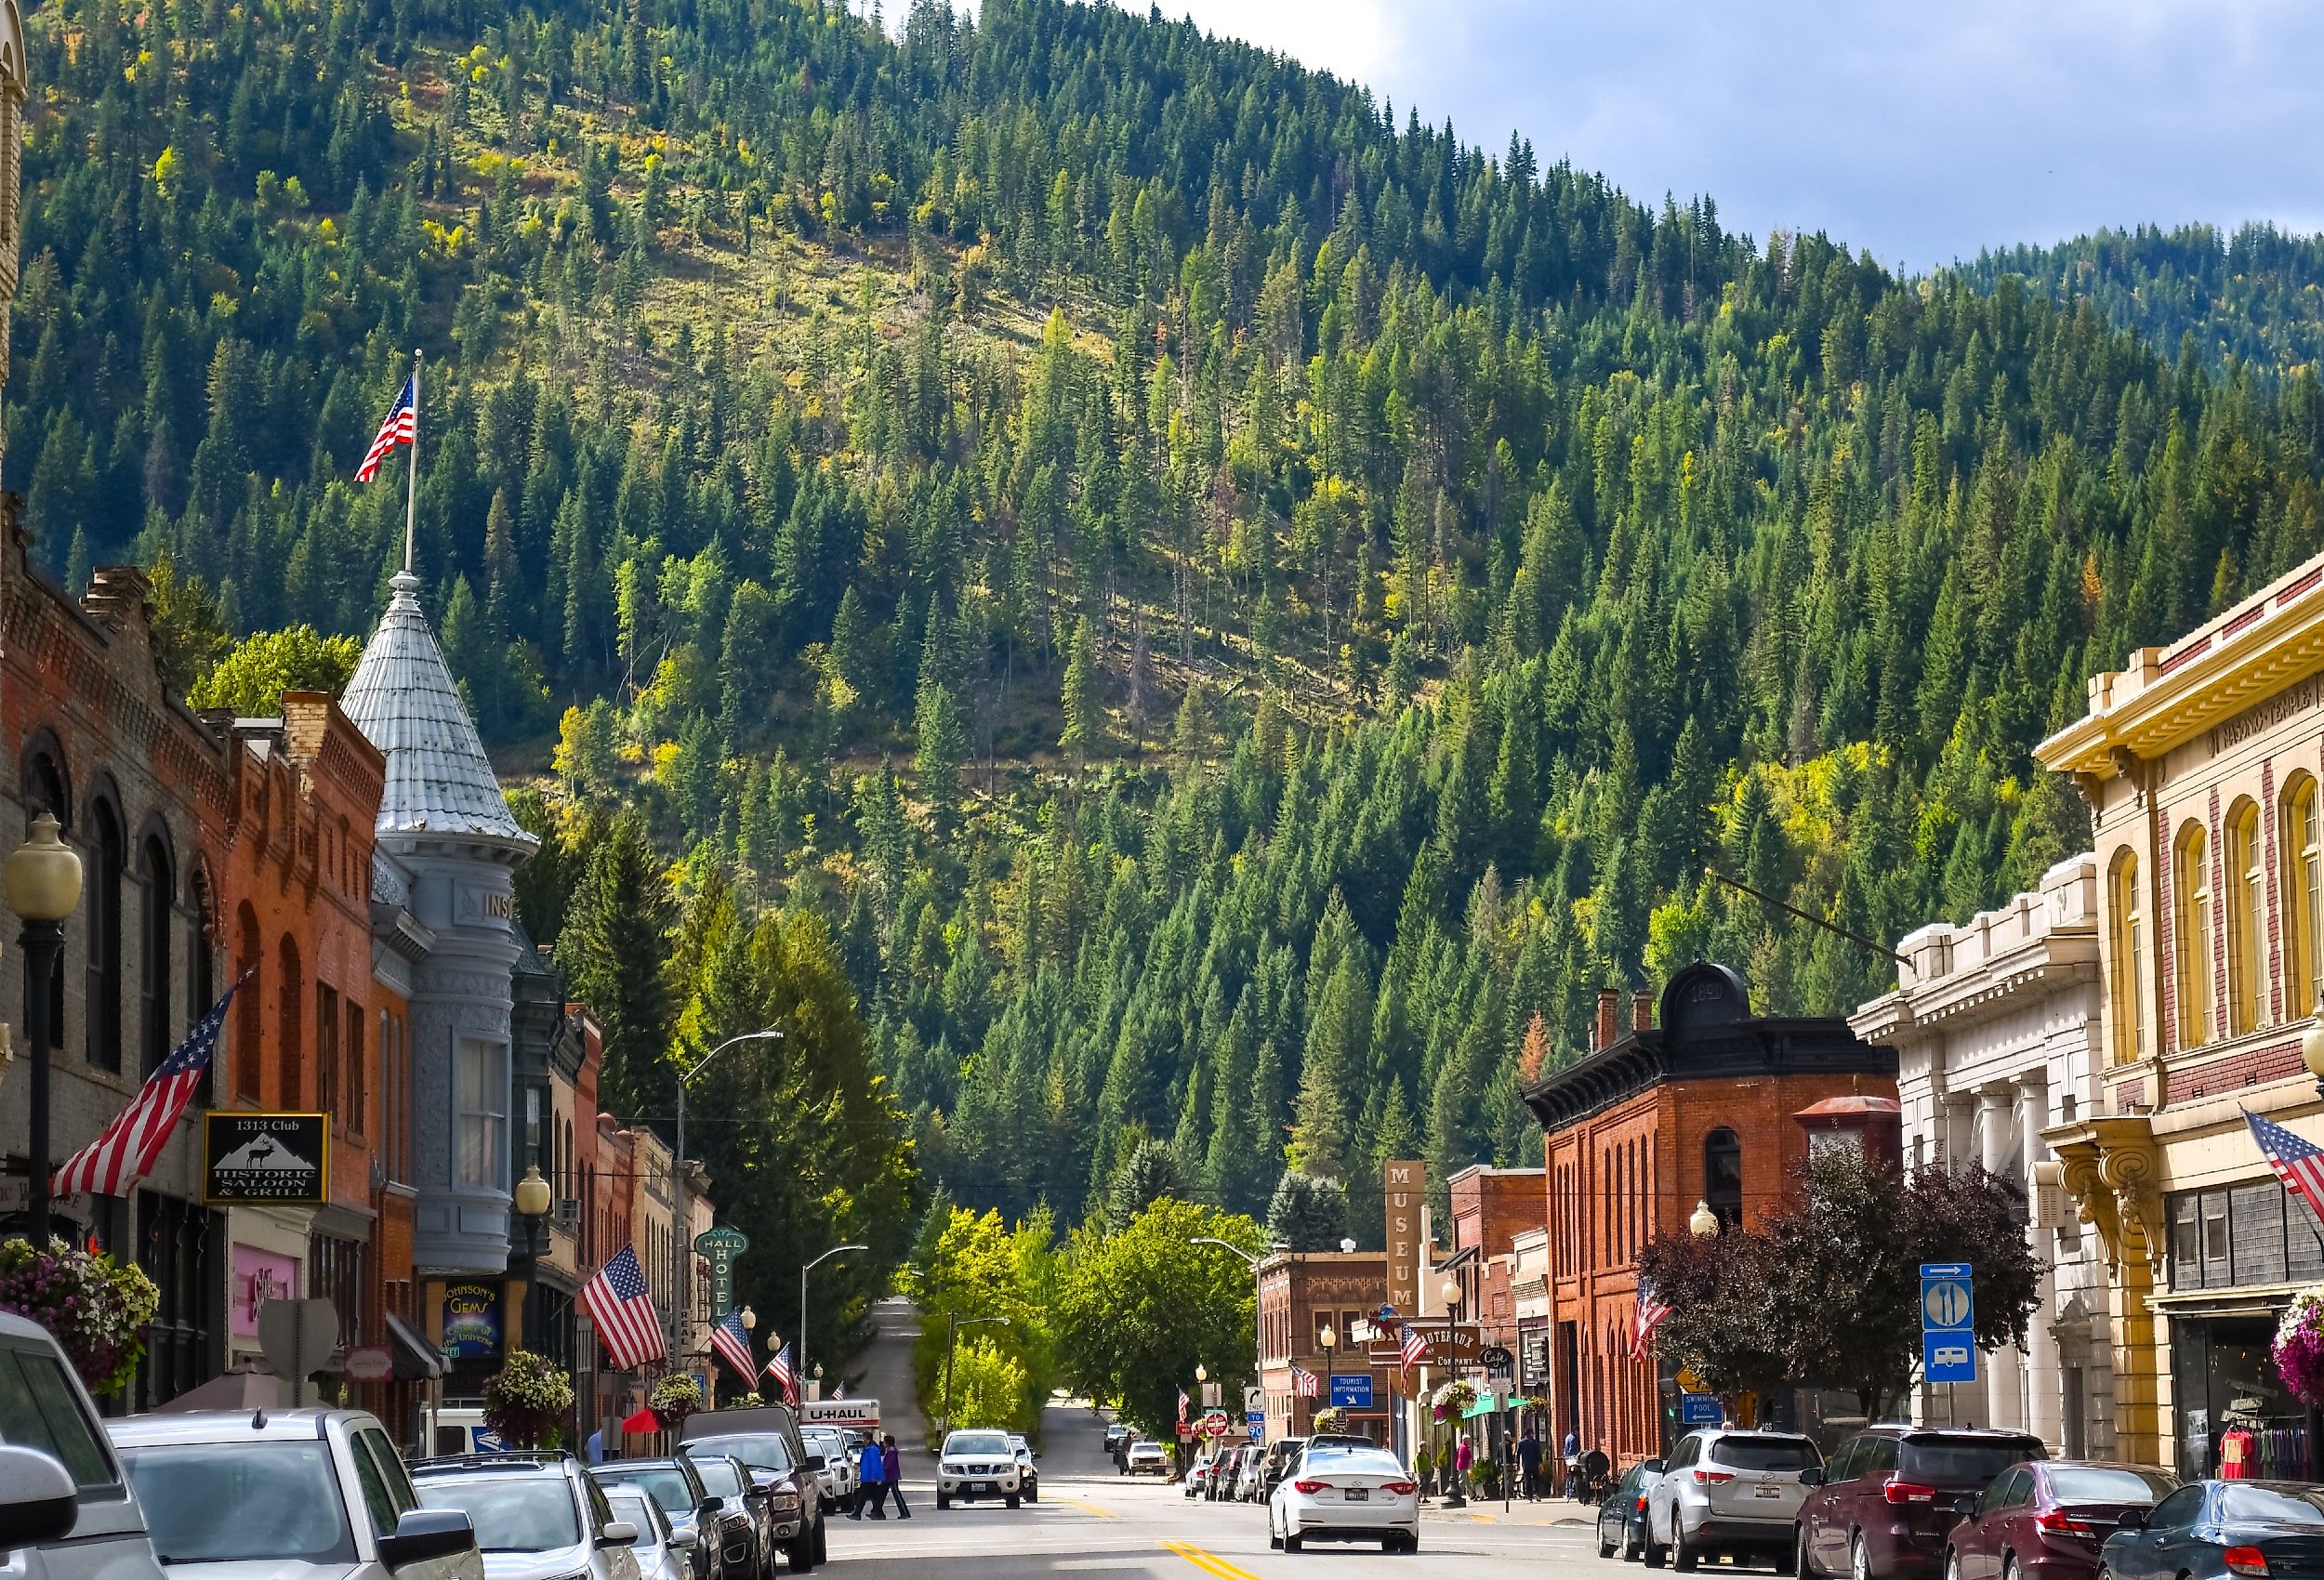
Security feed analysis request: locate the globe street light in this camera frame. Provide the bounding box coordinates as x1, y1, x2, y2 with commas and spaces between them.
1689, 1199, 1721, 1238
6, 813, 82, 1246
512, 1163, 553, 1350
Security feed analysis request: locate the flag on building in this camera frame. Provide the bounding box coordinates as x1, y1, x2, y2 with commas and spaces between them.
51, 978, 243, 1198
1176, 1387, 1190, 1429
2246, 1107, 2324, 1226
1629, 1279, 1672, 1362
356, 374, 417, 481
764, 1341, 799, 1406
581, 1245, 666, 1372
1289, 1364, 1321, 1399
1397, 1322, 1430, 1377
709, 1309, 755, 1378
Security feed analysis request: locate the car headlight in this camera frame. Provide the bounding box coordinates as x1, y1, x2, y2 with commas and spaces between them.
767, 1493, 801, 1514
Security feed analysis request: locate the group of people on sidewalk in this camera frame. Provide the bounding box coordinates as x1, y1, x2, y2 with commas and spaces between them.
849, 1434, 911, 1519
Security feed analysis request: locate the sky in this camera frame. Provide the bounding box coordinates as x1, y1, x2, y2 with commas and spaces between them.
1131, 0, 2324, 270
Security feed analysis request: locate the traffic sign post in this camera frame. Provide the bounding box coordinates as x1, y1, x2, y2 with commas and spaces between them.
1920, 1262, 1977, 1384
1679, 1392, 1722, 1427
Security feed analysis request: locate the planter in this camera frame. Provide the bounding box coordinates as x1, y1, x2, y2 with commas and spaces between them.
0, 1237, 157, 1398
484, 1350, 574, 1450
2275, 1284, 2324, 1407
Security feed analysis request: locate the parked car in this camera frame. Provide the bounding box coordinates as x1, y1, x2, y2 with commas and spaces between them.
1183, 1449, 1215, 1499
1126, 1441, 1169, 1477
409, 1454, 640, 1580
588, 1458, 724, 1580
1945, 1462, 2175, 1580
934, 1429, 1022, 1510
1801, 1429, 2048, 1580
1103, 1424, 1130, 1457
678, 1429, 825, 1573
1645, 1429, 1822, 1572
1006, 1435, 1040, 1504
0, 1311, 170, 1580
1267, 1442, 1420, 1554
2098, 1481, 2324, 1580
677, 1454, 773, 1580
1601, 1458, 1670, 1560
1204, 1446, 1237, 1502
1236, 1447, 1268, 1504
797, 1428, 856, 1515
1259, 1438, 1308, 1500
599, 1489, 688, 1580
112, 1407, 483, 1580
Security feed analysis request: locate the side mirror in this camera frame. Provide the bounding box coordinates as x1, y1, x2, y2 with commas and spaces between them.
0, 1446, 81, 1551
669, 1529, 699, 1550
2117, 1509, 2148, 1531
378, 1508, 481, 1571
599, 1520, 640, 1547
1644, 1459, 1665, 1475
1951, 1495, 1978, 1520
695, 1498, 721, 1524
1799, 1468, 1826, 1487
802, 1455, 825, 1473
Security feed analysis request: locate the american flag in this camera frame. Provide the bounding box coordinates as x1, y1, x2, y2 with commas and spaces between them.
1290, 1364, 1321, 1398
1176, 1387, 1190, 1429
832, 1381, 847, 1401
1397, 1322, 1430, 1376
355, 374, 417, 481
52, 978, 242, 1198
582, 1245, 667, 1371
710, 1309, 756, 1378
1630, 1279, 1672, 1362
763, 1341, 799, 1406
2245, 1108, 2324, 1226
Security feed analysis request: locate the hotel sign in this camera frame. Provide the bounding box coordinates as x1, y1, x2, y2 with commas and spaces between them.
1384, 1159, 1424, 1315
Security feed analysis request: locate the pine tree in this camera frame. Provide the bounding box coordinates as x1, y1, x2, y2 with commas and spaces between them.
1061, 614, 1102, 761
556, 810, 677, 1120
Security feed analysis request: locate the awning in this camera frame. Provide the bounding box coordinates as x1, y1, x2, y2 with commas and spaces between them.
155, 1368, 284, 1414
384, 1311, 444, 1381
621, 1406, 661, 1434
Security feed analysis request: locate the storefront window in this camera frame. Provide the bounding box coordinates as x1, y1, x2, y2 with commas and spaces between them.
2175, 822, 2214, 1049
2169, 1183, 2322, 1290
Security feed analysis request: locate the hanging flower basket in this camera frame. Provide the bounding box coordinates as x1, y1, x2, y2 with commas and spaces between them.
650, 1371, 701, 1430
1430, 1378, 1477, 1421
2274, 1284, 2324, 1406
1310, 1406, 1346, 1433
0, 1237, 158, 1398
484, 1350, 574, 1449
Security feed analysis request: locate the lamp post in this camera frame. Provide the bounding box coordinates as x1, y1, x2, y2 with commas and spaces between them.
513, 1163, 553, 1351
1689, 1199, 1720, 1238
668, 1030, 784, 1352
799, 1241, 866, 1387
1316, 1326, 1335, 1433
7, 813, 83, 1247
1190, 1236, 1273, 1429
940, 1313, 1009, 1438
1439, 1278, 1467, 1507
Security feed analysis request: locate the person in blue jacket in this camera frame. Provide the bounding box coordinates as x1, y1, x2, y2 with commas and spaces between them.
852, 1434, 889, 1520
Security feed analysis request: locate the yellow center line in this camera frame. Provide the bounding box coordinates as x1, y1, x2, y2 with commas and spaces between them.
1161, 1540, 1266, 1580
1060, 1497, 1120, 1518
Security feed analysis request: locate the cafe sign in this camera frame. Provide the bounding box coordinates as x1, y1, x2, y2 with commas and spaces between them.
203, 1113, 328, 1205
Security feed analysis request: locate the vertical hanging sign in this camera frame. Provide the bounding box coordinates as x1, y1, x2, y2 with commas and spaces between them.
1384, 1159, 1425, 1315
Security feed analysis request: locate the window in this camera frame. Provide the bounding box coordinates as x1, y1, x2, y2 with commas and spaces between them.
139, 835, 173, 1074
0, 1343, 123, 1494
346, 1002, 366, 1138
118, 1442, 355, 1564
234, 904, 262, 1102
2288, 775, 2323, 1020
316, 983, 339, 1124
2227, 799, 2263, 1035
456, 1039, 507, 1190
276, 938, 304, 1106
1704, 1127, 1743, 1229
86, 798, 125, 1072
2147, 1484, 2206, 1531
2174, 822, 2213, 1049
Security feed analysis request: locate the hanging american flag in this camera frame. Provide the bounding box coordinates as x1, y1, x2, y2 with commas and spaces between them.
709, 1309, 756, 1378
832, 1380, 846, 1401
581, 1245, 667, 1371
1630, 1279, 1673, 1363
1397, 1322, 1430, 1377
763, 1341, 799, 1406
1176, 1387, 1190, 1429
355, 374, 417, 482
2245, 1108, 2324, 1226
1289, 1364, 1322, 1399
51, 977, 243, 1199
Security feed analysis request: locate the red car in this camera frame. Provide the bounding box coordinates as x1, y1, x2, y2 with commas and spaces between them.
1801, 1428, 2048, 1580
1944, 1463, 2177, 1580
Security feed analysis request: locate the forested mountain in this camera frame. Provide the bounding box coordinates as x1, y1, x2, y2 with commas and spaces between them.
13, 0, 2324, 1232
1963, 223, 2324, 376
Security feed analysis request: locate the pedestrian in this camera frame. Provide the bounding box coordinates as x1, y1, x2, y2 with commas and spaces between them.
880, 1434, 910, 1518
584, 1426, 605, 1466
1516, 1428, 1541, 1500
1563, 1426, 1582, 1499
1455, 1433, 1473, 1490
853, 1434, 888, 1519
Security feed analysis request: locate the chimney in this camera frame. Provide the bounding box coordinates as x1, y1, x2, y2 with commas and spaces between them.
80, 563, 154, 636
1595, 988, 1620, 1051
1632, 991, 1654, 1032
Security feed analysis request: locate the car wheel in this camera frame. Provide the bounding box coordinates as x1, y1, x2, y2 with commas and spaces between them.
812, 1523, 826, 1565
2001, 1556, 2019, 1580
1602, 1526, 1620, 1560
1007, 1494, 1020, 1510
936, 1491, 949, 1511
1625, 1523, 1645, 1563
1797, 1532, 1818, 1580
1673, 1524, 1698, 1573
1645, 1527, 1669, 1570
786, 1536, 815, 1575
1775, 1536, 1797, 1576
1284, 1528, 1303, 1553
1851, 1534, 1872, 1580
1944, 1551, 1961, 1580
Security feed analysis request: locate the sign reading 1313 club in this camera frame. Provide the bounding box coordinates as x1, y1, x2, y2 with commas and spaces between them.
203, 1113, 329, 1205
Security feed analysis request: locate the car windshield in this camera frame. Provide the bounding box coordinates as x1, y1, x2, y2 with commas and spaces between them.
689, 1458, 744, 1498
1715, 1437, 1820, 1471
684, 1434, 794, 1473
595, 1466, 696, 1516
946, 1432, 1010, 1456
1900, 1440, 2044, 1485
603, 1493, 662, 1546
2048, 1468, 2174, 1504
2221, 1486, 2324, 1525
119, 1442, 356, 1565
416, 1476, 582, 1552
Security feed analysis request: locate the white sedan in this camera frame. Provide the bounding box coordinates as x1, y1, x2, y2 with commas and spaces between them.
1267, 1442, 1420, 1554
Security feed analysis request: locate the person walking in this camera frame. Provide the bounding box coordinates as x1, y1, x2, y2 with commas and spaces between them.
1516, 1429, 1541, 1500
1455, 1433, 1473, 1489
1563, 1426, 1583, 1499
584, 1426, 606, 1466
879, 1435, 910, 1518
852, 1435, 888, 1519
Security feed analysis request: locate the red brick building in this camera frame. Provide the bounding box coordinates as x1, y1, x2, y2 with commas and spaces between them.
1257, 1250, 1391, 1442
1446, 1163, 1546, 1345
1520, 963, 1899, 1467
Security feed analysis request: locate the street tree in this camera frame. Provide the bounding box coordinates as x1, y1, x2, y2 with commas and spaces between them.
1263, 1170, 1349, 1251
1054, 1198, 1261, 1438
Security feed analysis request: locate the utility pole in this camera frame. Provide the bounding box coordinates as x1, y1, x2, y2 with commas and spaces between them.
667, 1030, 783, 1354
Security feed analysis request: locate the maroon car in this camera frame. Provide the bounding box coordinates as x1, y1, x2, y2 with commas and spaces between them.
1801, 1428, 2048, 1580
1943, 1464, 2177, 1580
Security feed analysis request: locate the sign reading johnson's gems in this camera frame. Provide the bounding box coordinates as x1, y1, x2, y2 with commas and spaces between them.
203, 1113, 329, 1205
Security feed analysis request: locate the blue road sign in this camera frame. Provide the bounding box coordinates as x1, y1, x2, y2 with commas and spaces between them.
1329, 1373, 1375, 1410
1920, 1262, 1976, 1383
1679, 1393, 1722, 1427
1247, 1414, 1265, 1442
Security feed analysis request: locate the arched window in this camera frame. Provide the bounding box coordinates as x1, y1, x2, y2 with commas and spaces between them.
85, 797, 125, 1073
2175, 822, 2214, 1049
139, 832, 174, 1074
2109, 849, 2145, 1063
235, 904, 262, 1100
2286, 776, 2322, 1020
277, 937, 304, 1107
2226, 799, 2264, 1035
1704, 1127, 1743, 1229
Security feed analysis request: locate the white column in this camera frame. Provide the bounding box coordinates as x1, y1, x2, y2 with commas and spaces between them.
2015, 1073, 2061, 1449
1978, 1085, 2026, 1431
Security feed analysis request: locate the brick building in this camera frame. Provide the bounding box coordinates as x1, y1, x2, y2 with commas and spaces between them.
1520, 962, 1899, 1467
1257, 1250, 1391, 1442
1446, 1163, 1545, 1345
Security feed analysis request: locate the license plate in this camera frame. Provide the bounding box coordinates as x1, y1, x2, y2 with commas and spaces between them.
971, 1481, 987, 1492
1756, 1484, 1783, 1498
1344, 1489, 1370, 1502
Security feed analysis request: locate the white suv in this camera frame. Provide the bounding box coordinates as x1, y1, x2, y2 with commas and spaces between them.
0, 1310, 170, 1580
933, 1430, 1021, 1510
798, 1428, 856, 1514
1645, 1428, 1823, 1572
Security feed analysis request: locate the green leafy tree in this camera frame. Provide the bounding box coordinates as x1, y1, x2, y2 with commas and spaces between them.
187, 625, 363, 716
1054, 1199, 1261, 1438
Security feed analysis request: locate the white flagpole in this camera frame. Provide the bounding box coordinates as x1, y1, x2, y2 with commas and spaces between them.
403, 349, 422, 574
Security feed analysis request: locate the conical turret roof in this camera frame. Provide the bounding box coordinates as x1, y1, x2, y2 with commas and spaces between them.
341, 571, 537, 851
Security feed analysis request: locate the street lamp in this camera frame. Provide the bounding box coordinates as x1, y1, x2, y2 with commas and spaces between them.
2303, 1021, 2324, 1099
6, 813, 82, 1246
940, 1314, 1010, 1437
1440, 1277, 1463, 1310
513, 1163, 553, 1350
670, 1029, 784, 1350
1190, 1236, 1266, 1416
1689, 1200, 1720, 1238
1195, 1363, 1208, 1382
740, 1306, 756, 1333
799, 1241, 866, 1385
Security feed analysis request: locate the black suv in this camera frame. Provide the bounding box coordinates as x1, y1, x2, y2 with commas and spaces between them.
1799, 1428, 2047, 1580
680, 1425, 825, 1572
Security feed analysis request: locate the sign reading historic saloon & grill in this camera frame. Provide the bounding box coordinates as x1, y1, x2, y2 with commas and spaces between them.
1384, 1159, 1424, 1315
203, 1113, 329, 1205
